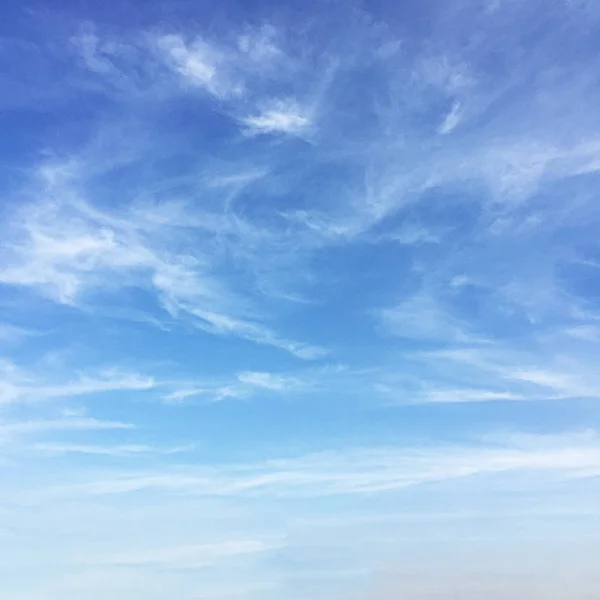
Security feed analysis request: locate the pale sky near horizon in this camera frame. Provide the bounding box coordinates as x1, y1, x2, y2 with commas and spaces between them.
1, 0, 600, 598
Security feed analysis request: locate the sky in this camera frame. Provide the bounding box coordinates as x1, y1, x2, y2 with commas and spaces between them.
1, 0, 600, 598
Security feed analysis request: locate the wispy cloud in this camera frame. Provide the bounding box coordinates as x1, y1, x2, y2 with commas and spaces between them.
32, 442, 192, 457
0, 417, 134, 440
411, 388, 524, 405
242, 99, 312, 135
155, 34, 227, 97
408, 337, 600, 404
31, 430, 600, 500
0, 159, 326, 359
0, 323, 37, 343
237, 370, 300, 391
152, 24, 289, 101
163, 368, 308, 403
438, 101, 463, 134
1, 358, 318, 408
0, 359, 155, 405
100, 539, 281, 569
377, 293, 479, 343
0, 416, 136, 463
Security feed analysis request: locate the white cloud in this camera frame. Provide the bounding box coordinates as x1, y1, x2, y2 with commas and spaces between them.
1, 358, 319, 410
0, 195, 155, 305
71, 28, 115, 75
32, 442, 192, 457
102, 539, 280, 569
563, 324, 600, 342
0, 162, 325, 359
415, 388, 524, 404
242, 99, 312, 135
377, 293, 478, 343
32, 431, 600, 500
470, 139, 600, 204
162, 369, 308, 404
383, 224, 440, 245
153, 26, 290, 103
0, 417, 133, 440
185, 309, 327, 359
505, 367, 600, 399
438, 101, 463, 134
0, 323, 37, 343
237, 371, 298, 391
0, 359, 155, 406
162, 388, 211, 404
415, 54, 474, 95
237, 25, 282, 64
155, 34, 224, 96
413, 341, 600, 404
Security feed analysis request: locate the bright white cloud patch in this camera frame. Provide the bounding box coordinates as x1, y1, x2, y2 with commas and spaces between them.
237, 370, 298, 390
156, 34, 223, 94
0, 360, 155, 405
2, 1, 600, 599
242, 100, 312, 135
438, 101, 462, 134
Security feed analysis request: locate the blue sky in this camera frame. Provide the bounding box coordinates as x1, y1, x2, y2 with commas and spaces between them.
1, 0, 600, 598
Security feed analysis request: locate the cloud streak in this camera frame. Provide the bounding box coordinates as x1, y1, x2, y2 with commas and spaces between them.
0, 160, 326, 359
242, 99, 313, 136
0, 359, 155, 406
27, 430, 600, 501
0, 417, 134, 439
